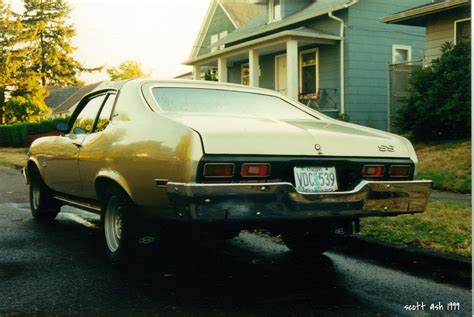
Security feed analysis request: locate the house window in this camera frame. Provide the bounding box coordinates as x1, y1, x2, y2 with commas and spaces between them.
268, 0, 282, 23
210, 30, 228, 52
392, 45, 412, 64
241, 64, 249, 86
299, 49, 319, 95
455, 18, 471, 44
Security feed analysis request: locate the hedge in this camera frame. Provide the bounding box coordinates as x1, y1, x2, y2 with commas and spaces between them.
0, 118, 67, 147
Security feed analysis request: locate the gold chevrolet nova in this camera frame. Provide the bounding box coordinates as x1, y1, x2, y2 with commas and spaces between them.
24, 79, 432, 261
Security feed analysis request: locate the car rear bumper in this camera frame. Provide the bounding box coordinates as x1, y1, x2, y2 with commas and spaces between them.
166, 180, 432, 221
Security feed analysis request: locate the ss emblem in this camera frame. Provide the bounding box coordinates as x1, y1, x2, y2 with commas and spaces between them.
378, 145, 395, 152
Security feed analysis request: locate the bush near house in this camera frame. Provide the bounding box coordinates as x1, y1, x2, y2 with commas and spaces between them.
0, 118, 67, 147
396, 41, 470, 141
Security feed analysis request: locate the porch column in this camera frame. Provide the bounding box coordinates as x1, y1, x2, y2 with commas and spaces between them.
217, 57, 228, 82
249, 49, 260, 87
286, 40, 298, 100
192, 64, 201, 80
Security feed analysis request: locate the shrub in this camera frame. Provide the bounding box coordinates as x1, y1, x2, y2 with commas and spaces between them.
0, 117, 68, 147
5, 95, 51, 124
396, 41, 471, 141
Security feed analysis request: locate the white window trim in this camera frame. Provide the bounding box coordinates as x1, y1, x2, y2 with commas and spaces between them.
454, 18, 471, 44
241, 63, 249, 85
274, 53, 286, 93
299, 48, 320, 95
268, 0, 283, 23
392, 44, 412, 64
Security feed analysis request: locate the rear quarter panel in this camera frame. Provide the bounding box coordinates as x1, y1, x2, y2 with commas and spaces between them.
92, 81, 203, 217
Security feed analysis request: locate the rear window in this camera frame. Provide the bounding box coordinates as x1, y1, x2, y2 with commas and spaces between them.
151, 87, 315, 120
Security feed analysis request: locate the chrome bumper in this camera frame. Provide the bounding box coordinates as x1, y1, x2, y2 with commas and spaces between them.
166, 180, 432, 221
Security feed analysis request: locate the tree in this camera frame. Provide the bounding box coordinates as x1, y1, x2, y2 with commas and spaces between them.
21, 0, 95, 87
396, 41, 471, 141
0, 0, 24, 124
5, 95, 51, 124
106, 60, 148, 81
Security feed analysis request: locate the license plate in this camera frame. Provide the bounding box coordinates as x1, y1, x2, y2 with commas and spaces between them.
293, 167, 338, 193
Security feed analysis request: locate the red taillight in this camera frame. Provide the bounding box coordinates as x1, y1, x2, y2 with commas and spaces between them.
362, 165, 384, 177
389, 165, 410, 177
241, 163, 270, 177
203, 163, 234, 177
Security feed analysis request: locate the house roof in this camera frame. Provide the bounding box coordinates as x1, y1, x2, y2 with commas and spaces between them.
185, 27, 341, 65
210, 0, 354, 48
188, 0, 264, 60
380, 0, 470, 26
174, 71, 193, 79
219, 0, 264, 28
45, 86, 81, 109
52, 81, 104, 114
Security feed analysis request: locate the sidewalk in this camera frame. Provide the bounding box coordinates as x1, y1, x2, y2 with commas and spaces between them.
431, 190, 471, 204
333, 235, 471, 289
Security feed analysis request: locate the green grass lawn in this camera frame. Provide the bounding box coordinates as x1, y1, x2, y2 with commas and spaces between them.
414, 140, 471, 193
360, 200, 471, 258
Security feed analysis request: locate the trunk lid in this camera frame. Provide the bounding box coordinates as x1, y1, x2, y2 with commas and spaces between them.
163, 113, 411, 158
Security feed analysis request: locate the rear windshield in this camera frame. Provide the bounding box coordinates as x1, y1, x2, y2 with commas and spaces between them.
151, 87, 315, 120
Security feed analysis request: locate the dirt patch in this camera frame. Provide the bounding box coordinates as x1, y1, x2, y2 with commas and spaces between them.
0, 148, 27, 169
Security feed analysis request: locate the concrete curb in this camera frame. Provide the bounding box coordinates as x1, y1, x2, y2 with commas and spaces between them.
333, 235, 471, 288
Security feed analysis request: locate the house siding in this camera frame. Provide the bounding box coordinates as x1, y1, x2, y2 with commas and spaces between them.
283, 0, 312, 18
425, 7, 471, 63
345, 0, 427, 130
197, 5, 236, 57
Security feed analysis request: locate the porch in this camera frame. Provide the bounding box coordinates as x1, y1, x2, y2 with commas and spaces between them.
185, 28, 343, 113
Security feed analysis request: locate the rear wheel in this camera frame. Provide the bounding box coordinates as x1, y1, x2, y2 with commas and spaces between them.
282, 230, 334, 255
102, 189, 140, 263
29, 168, 59, 221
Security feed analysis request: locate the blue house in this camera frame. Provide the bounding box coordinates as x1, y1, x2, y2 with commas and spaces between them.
184, 0, 429, 130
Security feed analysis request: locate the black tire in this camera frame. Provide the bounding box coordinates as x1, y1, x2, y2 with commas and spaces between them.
29, 168, 59, 221
102, 189, 140, 264
282, 230, 334, 255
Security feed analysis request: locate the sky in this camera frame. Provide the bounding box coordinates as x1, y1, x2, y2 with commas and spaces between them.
11, 0, 211, 83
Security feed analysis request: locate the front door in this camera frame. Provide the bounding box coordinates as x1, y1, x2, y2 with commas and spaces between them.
275, 55, 287, 95
46, 94, 107, 196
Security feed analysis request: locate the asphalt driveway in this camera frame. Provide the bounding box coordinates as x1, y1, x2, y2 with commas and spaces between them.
0, 167, 471, 316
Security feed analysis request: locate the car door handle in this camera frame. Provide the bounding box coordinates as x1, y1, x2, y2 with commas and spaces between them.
72, 142, 82, 148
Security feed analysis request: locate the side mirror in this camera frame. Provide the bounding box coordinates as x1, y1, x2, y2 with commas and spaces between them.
56, 122, 69, 133
73, 127, 86, 135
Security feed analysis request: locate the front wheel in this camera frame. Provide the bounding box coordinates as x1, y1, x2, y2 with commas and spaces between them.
103, 190, 140, 263
29, 170, 59, 221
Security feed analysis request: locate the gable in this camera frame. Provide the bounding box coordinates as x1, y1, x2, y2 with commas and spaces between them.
189, 1, 236, 59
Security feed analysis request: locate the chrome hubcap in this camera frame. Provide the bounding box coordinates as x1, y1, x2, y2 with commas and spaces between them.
105, 198, 123, 253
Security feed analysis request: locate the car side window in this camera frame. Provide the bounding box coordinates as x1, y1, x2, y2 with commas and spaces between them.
71, 95, 106, 134
94, 94, 116, 133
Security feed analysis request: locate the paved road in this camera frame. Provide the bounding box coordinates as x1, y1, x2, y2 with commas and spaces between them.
0, 167, 471, 316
